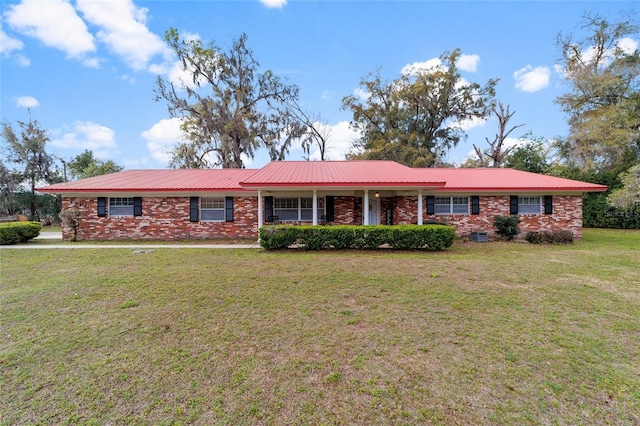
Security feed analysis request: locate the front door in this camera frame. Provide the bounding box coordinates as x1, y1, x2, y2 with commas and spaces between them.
368, 197, 380, 225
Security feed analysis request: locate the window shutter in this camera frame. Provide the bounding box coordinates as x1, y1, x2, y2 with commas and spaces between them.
264, 196, 274, 221
189, 197, 199, 222
225, 196, 234, 222
97, 197, 107, 217
471, 196, 480, 215
510, 196, 519, 215
325, 196, 335, 222
133, 197, 142, 216
426, 196, 435, 215
544, 195, 553, 215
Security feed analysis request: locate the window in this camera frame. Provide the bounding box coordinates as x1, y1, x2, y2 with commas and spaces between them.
201, 197, 225, 221
274, 197, 325, 221
518, 196, 541, 214
109, 197, 134, 216
434, 196, 469, 215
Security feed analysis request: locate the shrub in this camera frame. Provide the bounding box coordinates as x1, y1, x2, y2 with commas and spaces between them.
494, 215, 521, 240
526, 230, 574, 245
259, 224, 455, 251
0, 221, 42, 245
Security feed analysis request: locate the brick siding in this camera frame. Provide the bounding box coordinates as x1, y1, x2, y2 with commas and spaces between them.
61, 196, 258, 241
61, 194, 584, 241
390, 195, 584, 239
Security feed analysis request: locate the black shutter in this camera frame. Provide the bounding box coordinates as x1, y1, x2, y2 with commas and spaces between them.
225, 196, 234, 222
510, 196, 519, 215
133, 197, 142, 216
264, 196, 274, 221
471, 196, 480, 215
190, 197, 199, 222
426, 196, 435, 215
544, 195, 553, 215
325, 196, 335, 222
97, 197, 107, 217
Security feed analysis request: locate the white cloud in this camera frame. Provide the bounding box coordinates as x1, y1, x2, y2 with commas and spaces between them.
140, 117, 187, 165
306, 121, 360, 161
5, 0, 95, 59
14, 54, 30, 67
513, 65, 550, 93
353, 87, 370, 101
321, 90, 333, 101
16, 96, 39, 108
458, 54, 480, 72
457, 116, 487, 131
0, 25, 24, 55
51, 121, 119, 159
259, 0, 287, 8
401, 58, 442, 76
76, 0, 172, 71
617, 37, 638, 55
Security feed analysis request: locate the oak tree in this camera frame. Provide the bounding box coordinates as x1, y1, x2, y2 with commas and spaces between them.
155, 29, 306, 168
555, 13, 640, 169
342, 50, 498, 167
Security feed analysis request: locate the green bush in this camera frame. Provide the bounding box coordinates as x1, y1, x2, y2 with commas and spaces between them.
259, 224, 455, 251
526, 230, 574, 245
494, 215, 521, 240
0, 221, 42, 245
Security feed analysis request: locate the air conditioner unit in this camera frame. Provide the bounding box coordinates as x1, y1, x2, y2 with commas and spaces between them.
471, 231, 488, 242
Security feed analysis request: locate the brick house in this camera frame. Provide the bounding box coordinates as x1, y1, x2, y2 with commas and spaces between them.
38, 160, 607, 241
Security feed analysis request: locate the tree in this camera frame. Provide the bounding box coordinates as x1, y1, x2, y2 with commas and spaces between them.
0, 160, 20, 216
283, 100, 332, 160
504, 136, 550, 174
155, 29, 306, 168
67, 150, 123, 180
472, 103, 525, 167
608, 164, 640, 208
342, 50, 498, 167
555, 12, 640, 169
1, 117, 59, 218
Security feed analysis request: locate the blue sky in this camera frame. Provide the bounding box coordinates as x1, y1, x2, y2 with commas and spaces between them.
1, 0, 638, 170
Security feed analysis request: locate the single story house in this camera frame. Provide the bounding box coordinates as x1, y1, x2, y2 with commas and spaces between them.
38, 160, 607, 241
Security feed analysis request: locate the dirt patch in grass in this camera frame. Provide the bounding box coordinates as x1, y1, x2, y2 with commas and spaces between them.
1, 229, 639, 424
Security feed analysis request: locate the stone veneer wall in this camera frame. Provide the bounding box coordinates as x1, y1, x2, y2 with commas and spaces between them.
61, 196, 258, 241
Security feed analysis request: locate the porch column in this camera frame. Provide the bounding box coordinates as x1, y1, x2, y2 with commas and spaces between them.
363, 189, 370, 225
257, 190, 263, 229
417, 189, 423, 225
312, 189, 318, 226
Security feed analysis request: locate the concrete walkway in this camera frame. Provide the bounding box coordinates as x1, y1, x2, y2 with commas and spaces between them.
0, 232, 261, 249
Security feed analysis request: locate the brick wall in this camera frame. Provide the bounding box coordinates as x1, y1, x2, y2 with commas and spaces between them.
390, 195, 584, 239
61, 194, 584, 241
61, 196, 258, 241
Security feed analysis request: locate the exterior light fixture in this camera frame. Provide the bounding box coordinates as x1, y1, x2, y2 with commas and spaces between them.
375, 191, 380, 198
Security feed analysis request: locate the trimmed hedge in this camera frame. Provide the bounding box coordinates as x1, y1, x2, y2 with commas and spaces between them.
259, 224, 455, 251
0, 222, 42, 245
525, 230, 574, 245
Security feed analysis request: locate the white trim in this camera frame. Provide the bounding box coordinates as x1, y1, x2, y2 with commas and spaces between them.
417, 189, 423, 225
363, 190, 369, 225
312, 189, 318, 226
257, 191, 263, 229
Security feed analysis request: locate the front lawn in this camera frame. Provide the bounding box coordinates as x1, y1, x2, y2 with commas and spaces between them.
1, 229, 638, 424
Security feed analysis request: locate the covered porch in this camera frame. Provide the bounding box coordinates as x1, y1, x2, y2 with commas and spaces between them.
255, 188, 433, 228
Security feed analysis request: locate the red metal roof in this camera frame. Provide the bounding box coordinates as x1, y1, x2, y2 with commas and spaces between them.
37, 162, 608, 194
239, 161, 445, 188
38, 169, 257, 193
424, 168, 608, 192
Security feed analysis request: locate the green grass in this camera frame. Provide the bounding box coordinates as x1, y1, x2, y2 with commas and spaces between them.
1, 229, 639, 425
